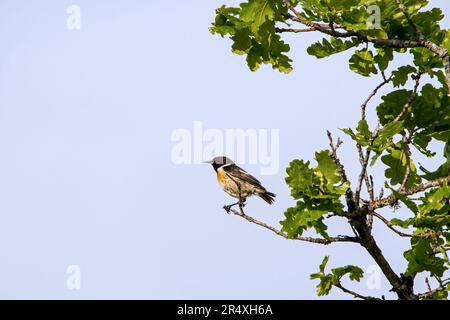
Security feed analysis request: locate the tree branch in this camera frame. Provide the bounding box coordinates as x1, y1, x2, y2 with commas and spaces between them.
327, 131, 356, 212
281, 0, 450, 92
354, 75, 394, 208
361, 74, 393, 121
356, 74, 421, 207
371, 212, 432, 239
227, 207, 359, 245
400, 132, 412, 191
393, 73, 422, 123
432, 245, 450, 255
369, 175, 450, 210
334, 283, 381, 300
275, 27, 315, 33
417, 280, 450, 300
395, 0, 422, 39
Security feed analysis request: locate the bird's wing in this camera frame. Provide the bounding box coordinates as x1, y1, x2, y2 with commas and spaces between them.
222, 164, 264, 188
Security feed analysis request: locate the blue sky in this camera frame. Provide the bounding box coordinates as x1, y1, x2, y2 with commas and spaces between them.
0, 0, 449, 299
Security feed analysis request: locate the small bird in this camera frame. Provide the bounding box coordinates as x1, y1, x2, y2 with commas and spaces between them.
204, 156, 275, 212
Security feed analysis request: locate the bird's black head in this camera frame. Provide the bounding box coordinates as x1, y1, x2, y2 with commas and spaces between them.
204, 156, 234, 172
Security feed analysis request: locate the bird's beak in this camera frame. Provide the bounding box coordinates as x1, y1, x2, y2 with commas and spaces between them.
203, 160, 212, 164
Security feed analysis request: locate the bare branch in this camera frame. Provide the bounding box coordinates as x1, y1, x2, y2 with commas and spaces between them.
356, 74, 421, 207
327, 131, 356, 212
369, 175, 375, 203
355, 144, 370, 207
371, 212, 431, 238
355, 73, 391, 205
334, 283, 381, 300
227, 207, 359, 245
361, 74, 393, 121
400, 132, 412, 191
367, 176, 375, 230
425, 277, 432, 292
275, 27, 315, 33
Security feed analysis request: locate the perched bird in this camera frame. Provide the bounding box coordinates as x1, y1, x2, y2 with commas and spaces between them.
204, 156, 275, 212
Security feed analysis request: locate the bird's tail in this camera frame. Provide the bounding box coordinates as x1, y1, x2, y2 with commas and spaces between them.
258, 191, 276, 205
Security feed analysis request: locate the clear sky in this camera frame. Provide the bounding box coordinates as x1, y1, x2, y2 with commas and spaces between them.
0, 0, 449, 299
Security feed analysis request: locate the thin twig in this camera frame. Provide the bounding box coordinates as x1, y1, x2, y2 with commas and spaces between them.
228, 207, 359, 245
425, 278, 432, 292
367, 176, 375, 230
355, 150, 371, 207
275, 27, 315, 33
372, 212, 418, 238
334, 283, 381, 300
327, 131, 356, 212
400, 132, 412, 191
361, 74, 393, 121
355, 74, 421, 207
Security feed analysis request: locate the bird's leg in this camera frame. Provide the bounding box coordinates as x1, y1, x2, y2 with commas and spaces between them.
238, 196, 246, 210
223, 201, 240, 214
223, 182, 246, 213
237, 183, 246, 211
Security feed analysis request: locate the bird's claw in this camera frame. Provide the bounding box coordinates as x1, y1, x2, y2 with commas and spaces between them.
223, 200, 246, 214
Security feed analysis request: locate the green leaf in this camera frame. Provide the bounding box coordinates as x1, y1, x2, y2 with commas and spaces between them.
331, 265, 364, 282
441, 29, 450, 52
404, 237, 446, 277
411, 47, 443, 73
374, 48, 394, 71
231, 29, 253, 54
418, 183, 450, 215
285, 159, 318, 200
327, 0, 361, 11
381, 147, 420, 187
285, 150, 349, 202
310, 256, 364, 297
411, 84, 449, 128
377, 90, 412, 125
315, 150, 341, 186
390, 218, 413, 229
341, 120, 372, 147
319, 256, 330, 273
211, 3, 292, 73
307, 37, 359, 59
413, 133, 436, 157
280, 202, 328, 238
392, 65, 417, 87
419, 162, 449, 180
372, 121, 404, 152
413, 8, 444, 42
357, 119, 371, 141
283, 149, 350, 238
349, 49, 378, 77
240, 0, 276, 36
391, 189, 419, 213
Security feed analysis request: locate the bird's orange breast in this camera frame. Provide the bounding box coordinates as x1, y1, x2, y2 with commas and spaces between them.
217, 168, 226, 186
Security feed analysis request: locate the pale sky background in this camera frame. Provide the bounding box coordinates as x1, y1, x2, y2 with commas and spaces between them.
0, 0, 449, 299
